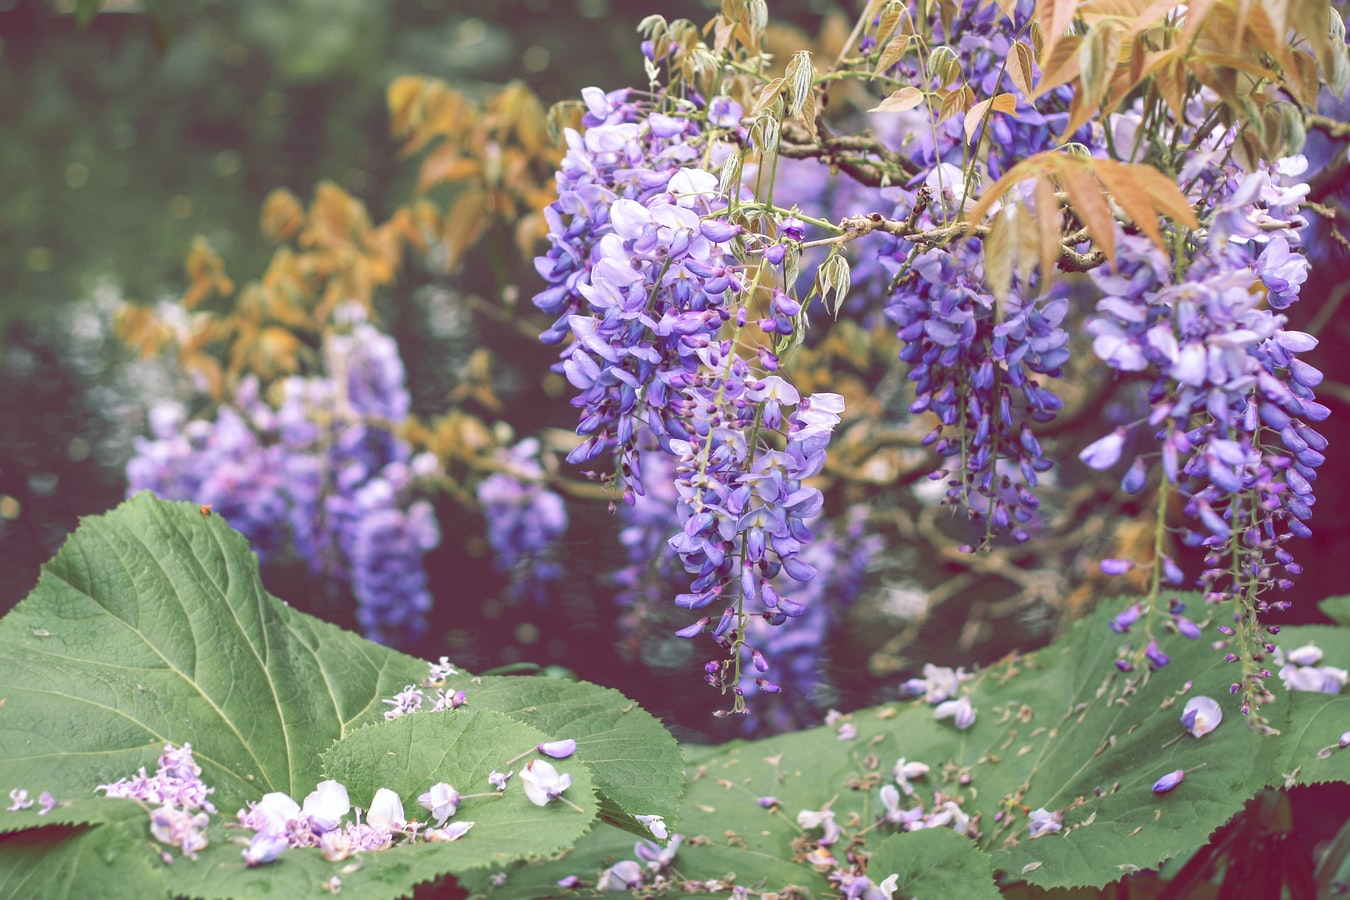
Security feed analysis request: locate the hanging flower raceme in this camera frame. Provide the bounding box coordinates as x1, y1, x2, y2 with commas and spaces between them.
1080, 148, 1324, 708
881, 231, 1069, 544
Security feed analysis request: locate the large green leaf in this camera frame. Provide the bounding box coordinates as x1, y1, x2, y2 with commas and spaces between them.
0, 808, 166, 900
466, 594, 1335, 894
1272, 624, 1350, 787
0, 493, 428, 813
0, 494, 689, 899
444, 676, 684, 836
869, 829, 1001, 900
156, 709, 599, 900
321, 709, 597, 863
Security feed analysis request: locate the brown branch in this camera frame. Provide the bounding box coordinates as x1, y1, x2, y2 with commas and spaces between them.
777, 119, 919, 187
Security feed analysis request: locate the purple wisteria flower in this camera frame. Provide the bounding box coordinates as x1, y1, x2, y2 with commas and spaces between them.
126, 310, 442, 646
1153, 769, 1186, 794
520, 760, 572, 807
1181, 696, 1223, 737
1080, 147, 1325, 688
882, 236, 1069, 544
1027, 807, 1063, 838
477, 437, 568, 604
417, 783, 461, 826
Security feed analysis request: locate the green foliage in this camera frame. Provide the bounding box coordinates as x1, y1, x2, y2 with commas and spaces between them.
872, 829, 1001, 900
0, 491, 428, 814
446, 676, 685, 838
0, 495, 681, 898
476, 600, 1350, 896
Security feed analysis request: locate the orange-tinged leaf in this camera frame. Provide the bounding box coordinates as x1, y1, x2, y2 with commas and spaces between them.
260, 189, 305, 243
937, 83, 975, 123
387, 76, 424, 136
871, 85, 926, 112
442, 189, 489, 270
416, 144, 481, 193
1036, 0, 1082, 78
1188, 51, 1283, 83
113, 304, 173, 358
1033, 33, 1084, 98
255, 326, 301, 378
963, 92, 1018, 143
1090, 158, 1164, 249
1056, 159, 1116, 263
1065, 17, 1128, 140
1152, 50, 1190, 118
182, 237, 234, 309
1118, 160, 1200, 230
872, 33, 912, 76
874, 4, 906, 48
1287, 47, 1322, 107
751, 77, 786, 116
1080, 0, 1177, 31
1008, 40, 1036, 98
984, 203, 1015, 301
961, 149, 1063, 231
1179, 0, 1222, 50
1035, 175, 1061, 280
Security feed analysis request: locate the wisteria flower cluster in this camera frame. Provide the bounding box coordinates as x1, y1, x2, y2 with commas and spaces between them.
882, 236, 1069, 545
476, 436, 568, 604
95, 743, 217, 861
533, 81, 863, 712
1080, 147, 1327, 703
126, 309, 442, 645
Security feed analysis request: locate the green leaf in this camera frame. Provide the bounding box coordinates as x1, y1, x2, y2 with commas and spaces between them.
1272, 624, 1350, 787
870, 829, 1001, 899
1318, 595, 1350, 627
0, 808, 169, 900
0, 493, 428, 815
500, 595, 1302, 893
975, 600, 1282, 889
321, 709, 597, 863
447, 676, 684, 837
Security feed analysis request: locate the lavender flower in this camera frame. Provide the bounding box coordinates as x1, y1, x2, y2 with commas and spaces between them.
1027, 807, 1062, 838
417, 783, 461, 826
1153, 770, 1186, 793
520, 760, 572, 807
538, 739, 578, 759
1181, 696, 1223, 737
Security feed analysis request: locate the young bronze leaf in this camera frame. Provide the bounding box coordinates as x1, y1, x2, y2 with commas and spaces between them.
751, 77, 786, 116
1036, 0, 1082, 77
1034, 175, 1061, 281
873, 33, 912, 76
874, 3, 906, 49
1061, 18, 1127, 139
1033, 33, 1084, 98
1179, 0, 1223, 53
984, 202, 1015, 301
1056, 159, 1117, 263
1089, 159, 1165, 250
871, 85, 925, 112
1288, 48, 1323, 107
960, 149, 1060, 232
1008, 40, 1036, 98
1014, 190, 1044, 284
1080, 0, 1176, 30
963, 93, 1018, 144
1120, 160, 1200, 230
937, 83, 975, 124
1152, 50, 1190, 119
